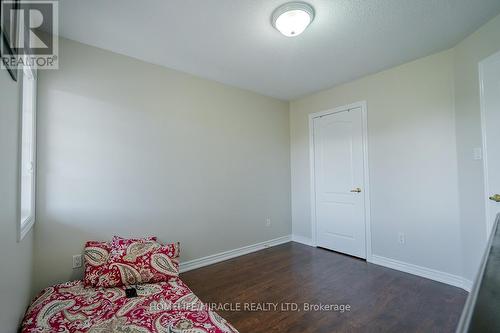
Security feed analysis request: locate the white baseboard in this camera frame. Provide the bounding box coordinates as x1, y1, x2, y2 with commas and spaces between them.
461, 279, 473, 292
291, 234, 315, 247
179, 235, 291, 273
179, 236, 472, 292
370, 255, 472, 292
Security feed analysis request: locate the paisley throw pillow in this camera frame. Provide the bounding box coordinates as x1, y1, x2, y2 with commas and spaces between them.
83, 237, 158, 287
83, 240, 112, 287
94, 238, 180, 288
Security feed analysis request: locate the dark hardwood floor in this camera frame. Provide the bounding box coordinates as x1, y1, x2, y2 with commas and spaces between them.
181, 242, 467, 333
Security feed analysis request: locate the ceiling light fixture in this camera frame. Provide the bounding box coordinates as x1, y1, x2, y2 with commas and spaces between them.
272, 2, 315, 37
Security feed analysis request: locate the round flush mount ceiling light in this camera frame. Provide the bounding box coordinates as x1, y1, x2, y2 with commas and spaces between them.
272, 2, 315, 37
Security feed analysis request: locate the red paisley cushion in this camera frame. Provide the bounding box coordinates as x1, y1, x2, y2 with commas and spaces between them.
94, 238, 180, 288
111, 235, 158, 253
83, 240, 112, 287
83, 237, 158, 288
112, 235, 157, 246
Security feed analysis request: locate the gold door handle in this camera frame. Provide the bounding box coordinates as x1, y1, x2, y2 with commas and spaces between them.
489, 194, 500, 202
350, 188, 362, 193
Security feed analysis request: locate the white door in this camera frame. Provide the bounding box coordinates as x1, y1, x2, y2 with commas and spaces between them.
313, 107, 367, 258
480, 51, 500, 235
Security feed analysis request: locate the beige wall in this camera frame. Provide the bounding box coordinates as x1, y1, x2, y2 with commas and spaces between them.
290, 12, 500, 282
33, 38, 291, 291
290, 50, 464, 277
0, 69, 35, 331
454, 13, 500, 280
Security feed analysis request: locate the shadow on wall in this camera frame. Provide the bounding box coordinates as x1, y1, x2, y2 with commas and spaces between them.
33, 219, 99, 294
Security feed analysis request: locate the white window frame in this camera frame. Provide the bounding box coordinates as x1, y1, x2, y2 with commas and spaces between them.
18, 64, 37, 242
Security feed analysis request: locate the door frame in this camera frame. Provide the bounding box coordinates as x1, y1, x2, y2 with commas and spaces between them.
479, 50, 500, 238
308, 101, 372, 261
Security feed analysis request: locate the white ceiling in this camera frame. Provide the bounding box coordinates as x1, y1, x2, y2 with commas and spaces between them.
59, 0, 500, 100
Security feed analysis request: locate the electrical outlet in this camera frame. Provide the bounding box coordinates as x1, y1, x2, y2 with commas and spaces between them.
266, 218, 271, 227
398, 232, 406, 245
72, 254, 82, 269
473, 148, 482, 160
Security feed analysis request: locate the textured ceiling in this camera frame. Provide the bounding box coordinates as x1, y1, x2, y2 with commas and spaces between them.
59, 0, 500, 100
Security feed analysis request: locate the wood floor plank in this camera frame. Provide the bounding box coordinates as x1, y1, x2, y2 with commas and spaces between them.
181, 242, 466, 333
